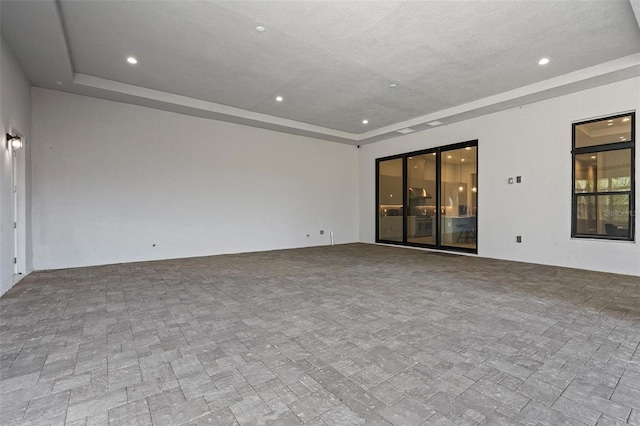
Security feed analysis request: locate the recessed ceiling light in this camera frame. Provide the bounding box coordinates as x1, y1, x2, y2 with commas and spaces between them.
608, 122, 613, 126
396, 128, 415, 134
447, 155, 452, 159
362, 119, 369, 125
414, 165, 418, 168
461, 159, 465, 162
465, 147, 471, 150
538, 58, 549, 65
591, 155, 596, 159
256, 25, 266, 32
408, 157, 413, 160
620, 137, 626, 140
622, 117, 630, 122
127, 57, 138, 64
275, 96, 283, 102
427, 121, 443, 127
389, 83, 397, 88
607, 120, 613, 123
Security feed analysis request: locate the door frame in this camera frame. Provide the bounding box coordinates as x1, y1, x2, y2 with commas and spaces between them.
376, 140, 478, 254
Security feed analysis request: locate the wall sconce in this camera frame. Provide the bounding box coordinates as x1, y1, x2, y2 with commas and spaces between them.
6, 134, 23, 150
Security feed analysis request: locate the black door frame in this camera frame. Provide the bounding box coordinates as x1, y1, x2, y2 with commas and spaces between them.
375, 140, 478, 254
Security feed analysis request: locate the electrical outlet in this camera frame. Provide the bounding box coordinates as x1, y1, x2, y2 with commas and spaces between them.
508, 177, 514, 184
516, 236, 522, 243
516, 176, 522, 183
320, 230, 324, 235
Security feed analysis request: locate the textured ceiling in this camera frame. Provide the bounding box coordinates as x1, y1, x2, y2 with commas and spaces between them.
2, 0, 640, 144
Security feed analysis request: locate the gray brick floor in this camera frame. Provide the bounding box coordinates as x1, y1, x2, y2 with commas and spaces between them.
1, 243, 639, 425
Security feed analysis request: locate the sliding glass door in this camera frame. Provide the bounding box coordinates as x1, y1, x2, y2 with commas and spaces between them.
376, 141, 477, 253
377, 157, 404, 242
407, 153, 437, 245
440, 145, 477, 250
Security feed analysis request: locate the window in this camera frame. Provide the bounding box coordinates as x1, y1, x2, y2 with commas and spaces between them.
376, 141, 478, 253
572, 113, 635, 240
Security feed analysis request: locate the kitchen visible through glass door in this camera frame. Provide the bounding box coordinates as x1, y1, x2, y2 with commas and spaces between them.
440, 146, 477, 250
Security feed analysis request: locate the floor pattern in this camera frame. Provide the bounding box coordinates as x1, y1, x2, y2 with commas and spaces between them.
1, 243, 639, 425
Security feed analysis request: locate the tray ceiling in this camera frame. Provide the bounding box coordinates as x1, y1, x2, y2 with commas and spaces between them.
2, 0, 640, 145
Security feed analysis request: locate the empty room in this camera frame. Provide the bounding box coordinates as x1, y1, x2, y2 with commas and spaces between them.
1, 1, 639, 425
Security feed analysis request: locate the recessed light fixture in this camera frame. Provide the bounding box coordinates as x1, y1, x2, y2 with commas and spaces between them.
408, 157, 413, 160
465, 147, 471, 150
127, 57, 138, 64
362, 119, 369, 125
256, 25, 266, 32
461, 159, 465, 162
622, 117, 630, 122
447, 155, 452, 159
538, 57, 550, 65
275, 96, 283, 102
427, 121, 443, 127
608, 122, 613, 126
620, 136, 626, 140
414, 165, 418, 168
608, 120, 613, 123
591, 155, 597, 159
389, 83, 397, 88
396, 128, 415, 134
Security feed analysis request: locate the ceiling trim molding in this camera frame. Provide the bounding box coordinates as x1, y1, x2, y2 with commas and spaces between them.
73, 73, 360, 143
73, 54, 640, 146
359, 53, 640, 142
53, 0, 75, 75
631, 0, 640, 29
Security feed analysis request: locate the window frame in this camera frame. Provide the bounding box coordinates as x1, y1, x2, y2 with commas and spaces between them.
571, 112, 635, 241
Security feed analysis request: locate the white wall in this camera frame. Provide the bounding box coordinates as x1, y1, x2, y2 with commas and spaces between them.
360, 77, 640, 276
1, 38, 32, 296
32, 88, 359, 270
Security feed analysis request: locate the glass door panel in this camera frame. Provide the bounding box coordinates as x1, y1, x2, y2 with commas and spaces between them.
440, 146, 477, 250
407, 153, 436, 245
378, 157, 404, 242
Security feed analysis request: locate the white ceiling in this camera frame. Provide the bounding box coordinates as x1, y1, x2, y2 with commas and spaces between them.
2, 0, 640, 145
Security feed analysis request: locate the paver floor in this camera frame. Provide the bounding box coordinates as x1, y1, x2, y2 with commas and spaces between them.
1, 243, 639, 425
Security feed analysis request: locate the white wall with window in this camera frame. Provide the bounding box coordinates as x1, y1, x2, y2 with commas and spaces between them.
572, 113, 634, 240
360, 77, 640, 276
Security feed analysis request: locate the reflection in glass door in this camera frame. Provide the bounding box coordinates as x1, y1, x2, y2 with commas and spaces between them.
440, 146, 477, 250
377, 157, 404, 242
407, 153, 436, 245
